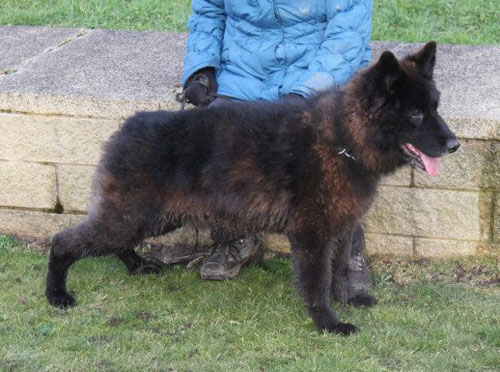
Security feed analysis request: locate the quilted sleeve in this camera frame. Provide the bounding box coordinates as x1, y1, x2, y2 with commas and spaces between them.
289, 0, 373, 97
182, 0, 226, 86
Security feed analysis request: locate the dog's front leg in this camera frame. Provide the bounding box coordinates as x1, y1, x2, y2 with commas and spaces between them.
289, 231, 358, 335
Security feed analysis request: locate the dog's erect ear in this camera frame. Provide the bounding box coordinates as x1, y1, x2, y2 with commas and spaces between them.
376, 51, 402, 93
408, 41, 437, 78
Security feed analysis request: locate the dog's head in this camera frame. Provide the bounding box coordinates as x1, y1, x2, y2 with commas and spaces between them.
365, 41, 459, 176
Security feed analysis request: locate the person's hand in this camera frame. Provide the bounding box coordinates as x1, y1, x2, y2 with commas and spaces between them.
283, 93, 306, 105
184, 67, 218, 107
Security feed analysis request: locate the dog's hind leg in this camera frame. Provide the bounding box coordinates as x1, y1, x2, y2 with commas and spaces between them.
289, 230, 358, 335
115, 249, 163, 275
46, 215, 148, 308
115, 222, 181, 275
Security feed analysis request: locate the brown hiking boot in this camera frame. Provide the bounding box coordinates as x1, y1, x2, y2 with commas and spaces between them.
200, 235, 264, 280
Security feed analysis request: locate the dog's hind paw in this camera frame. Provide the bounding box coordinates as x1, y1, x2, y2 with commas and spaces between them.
347, 293, 378, 308
47, 290, 77, 308
328, 322, 359, 336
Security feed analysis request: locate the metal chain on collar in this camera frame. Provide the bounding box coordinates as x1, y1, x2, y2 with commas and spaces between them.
337, 148, 356, 161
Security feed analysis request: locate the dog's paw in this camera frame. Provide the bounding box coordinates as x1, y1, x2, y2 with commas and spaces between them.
47, 290, 77, 308
347, 293, 378, 308
328, 322, 359, 336
130, 261, 163, 275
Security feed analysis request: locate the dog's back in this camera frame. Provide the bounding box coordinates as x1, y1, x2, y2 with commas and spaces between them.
97, 101, 323, 231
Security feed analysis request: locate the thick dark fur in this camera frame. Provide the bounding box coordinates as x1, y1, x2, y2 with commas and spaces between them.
46, 42, 459, 335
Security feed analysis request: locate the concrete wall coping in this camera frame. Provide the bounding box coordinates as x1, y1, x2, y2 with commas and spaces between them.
0, 26, 499, 141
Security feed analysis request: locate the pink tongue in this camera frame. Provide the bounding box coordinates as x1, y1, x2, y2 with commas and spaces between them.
416, 149, 440, 176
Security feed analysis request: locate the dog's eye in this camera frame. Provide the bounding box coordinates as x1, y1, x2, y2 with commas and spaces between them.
409, 109, 424, 126
410, 109, 424, 118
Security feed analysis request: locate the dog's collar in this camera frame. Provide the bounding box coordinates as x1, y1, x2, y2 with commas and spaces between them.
337, 147, 356, 161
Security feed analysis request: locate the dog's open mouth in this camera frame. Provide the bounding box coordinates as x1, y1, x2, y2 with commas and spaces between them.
401, 143, 439, 176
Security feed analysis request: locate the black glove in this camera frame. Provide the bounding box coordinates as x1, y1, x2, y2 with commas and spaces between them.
283, 93, 306, 105
183, 67, 218, 107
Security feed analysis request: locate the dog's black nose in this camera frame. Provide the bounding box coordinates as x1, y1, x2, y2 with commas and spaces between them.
447, 138, 460, 153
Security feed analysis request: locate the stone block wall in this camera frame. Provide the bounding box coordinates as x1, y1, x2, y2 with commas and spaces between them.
0, 109, 497, 257
0, 27, 498, 257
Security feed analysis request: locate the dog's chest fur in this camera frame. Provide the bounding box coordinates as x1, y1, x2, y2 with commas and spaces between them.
314, 142, 376, 224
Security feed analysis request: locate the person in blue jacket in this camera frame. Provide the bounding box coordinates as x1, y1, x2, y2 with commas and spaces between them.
180, 0, 376, 306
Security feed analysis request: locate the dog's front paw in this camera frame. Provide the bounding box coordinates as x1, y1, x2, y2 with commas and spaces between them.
47, 290, 77, 308
347, 293, 378, 308
327, 322, 359, 335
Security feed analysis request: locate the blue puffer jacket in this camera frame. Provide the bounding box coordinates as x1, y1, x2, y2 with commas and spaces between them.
182, 0, 372, 101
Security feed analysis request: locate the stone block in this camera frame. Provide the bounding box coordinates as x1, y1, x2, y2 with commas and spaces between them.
147, 227, 211, 248
448, 117, 500, 141
380, 167, 412, 186
0, 92, 167, 120
364, 233, 413, 256
54, 116, 120, 165
0, 28, 186, 118
0, 113, 119, 164
414, 140, 499, 190
151, 231, 415, 257
0, 209, 84, 240
0, 208, 205, 244
58, 165, 96, 212
262, 233, 291, 253
478, 192, 495, 242
0, 161, 56, 209
476, 242, 499, 255
483, 142, 500, 190
415, 238, 476, 257
365, 186, 480, 240
0, 113, 55, 161
0, 26, 81, 71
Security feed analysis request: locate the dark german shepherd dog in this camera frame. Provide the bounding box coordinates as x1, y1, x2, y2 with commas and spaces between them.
46, 42, 459, 335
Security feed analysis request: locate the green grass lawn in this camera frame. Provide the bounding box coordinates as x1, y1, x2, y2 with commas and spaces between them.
0, 0, 499, 44
1, 234, 499, 372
